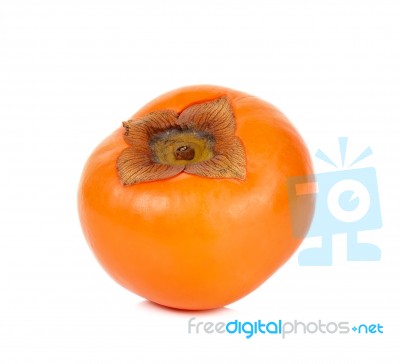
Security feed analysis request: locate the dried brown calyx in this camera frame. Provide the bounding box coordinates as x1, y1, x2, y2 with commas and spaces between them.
117, 97, 246, 185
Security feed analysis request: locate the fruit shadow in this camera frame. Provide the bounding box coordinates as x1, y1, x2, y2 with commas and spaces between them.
135, 299, 236, 317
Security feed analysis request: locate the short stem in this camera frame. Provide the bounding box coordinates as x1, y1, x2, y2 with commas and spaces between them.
174, 145, 195, 161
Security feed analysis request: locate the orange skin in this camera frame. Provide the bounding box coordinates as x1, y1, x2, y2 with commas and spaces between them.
78, 85, 314, 310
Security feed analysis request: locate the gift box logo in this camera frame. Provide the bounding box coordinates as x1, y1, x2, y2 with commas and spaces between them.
287, 137, 382, 266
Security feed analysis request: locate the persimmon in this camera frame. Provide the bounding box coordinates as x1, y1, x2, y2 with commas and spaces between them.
78, 85, 314, 310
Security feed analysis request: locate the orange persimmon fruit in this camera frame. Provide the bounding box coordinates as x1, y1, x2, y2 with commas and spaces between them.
78, 85, 314, 310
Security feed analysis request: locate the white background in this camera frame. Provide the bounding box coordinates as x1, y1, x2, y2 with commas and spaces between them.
1, 0, 399, 363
